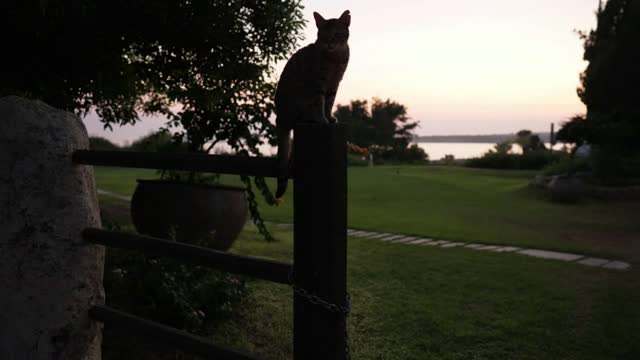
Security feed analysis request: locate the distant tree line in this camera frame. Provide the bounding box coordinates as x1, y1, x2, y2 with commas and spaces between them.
464, 129, 564, 170
415, 133, 551, 144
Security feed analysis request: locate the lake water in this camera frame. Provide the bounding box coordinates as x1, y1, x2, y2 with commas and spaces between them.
415, 142, 496, 160
414, 142, 566, 160
211, 141, 563, 160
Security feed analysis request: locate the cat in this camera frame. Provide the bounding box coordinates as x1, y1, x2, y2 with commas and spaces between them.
274, 10, 351, 200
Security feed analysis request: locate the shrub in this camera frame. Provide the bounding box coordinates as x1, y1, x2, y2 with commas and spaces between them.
348, 153, 369, 167
89, 136, 120, 151
542, 156, 592, 176
102, 224, 249, 359
466, 150, 569, 170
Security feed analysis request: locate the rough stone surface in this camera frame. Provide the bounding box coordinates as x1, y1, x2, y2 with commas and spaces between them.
577, 258, 611, 267
379, 234, 405, 242
409, 239, 432, 245
476, 245, 501, 251
367, 233, 393, 239
465, 244, 484, 249
517, 249, 583, 262
492, 246, 521, 253
391, 236, 417, 243
602, 261, 631, 270
0, 96, 104, 360
424, 240, 446, 246
441, 242, 465, 248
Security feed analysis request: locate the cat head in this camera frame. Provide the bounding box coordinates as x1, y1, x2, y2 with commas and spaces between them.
314, 10, 350, 53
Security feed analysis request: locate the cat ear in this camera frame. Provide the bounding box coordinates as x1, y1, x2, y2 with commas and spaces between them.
339, 10, 351, 27
313, 12, 325, 27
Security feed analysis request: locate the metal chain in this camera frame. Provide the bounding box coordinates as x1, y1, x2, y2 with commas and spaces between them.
289, 271, 352, 359
240, 175, 276, 242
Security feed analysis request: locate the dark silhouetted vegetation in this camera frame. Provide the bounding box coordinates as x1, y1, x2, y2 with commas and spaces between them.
557, 0, 640, 183
334, 98, 426, 163
465, 129, 563, 170
466, 151, 567, 170
89, 136, 120, 151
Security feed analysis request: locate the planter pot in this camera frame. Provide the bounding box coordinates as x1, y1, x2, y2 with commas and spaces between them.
131, 180, 248, 251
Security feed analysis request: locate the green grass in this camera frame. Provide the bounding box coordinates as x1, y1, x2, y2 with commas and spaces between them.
94, 165, 640, 259
218, 225, 640, 360
93, 165, 640, 359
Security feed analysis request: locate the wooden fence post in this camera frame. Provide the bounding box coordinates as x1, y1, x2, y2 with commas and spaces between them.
293, 123, 348, 360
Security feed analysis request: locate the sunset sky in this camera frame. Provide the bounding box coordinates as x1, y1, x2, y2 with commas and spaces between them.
84, 0, 600, 145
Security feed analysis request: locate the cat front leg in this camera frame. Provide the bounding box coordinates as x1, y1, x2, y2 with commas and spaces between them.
310, 94, 328, 123
324, 90, 338, 123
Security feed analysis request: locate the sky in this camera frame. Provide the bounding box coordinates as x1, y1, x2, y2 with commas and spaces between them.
84, 0, 601, 144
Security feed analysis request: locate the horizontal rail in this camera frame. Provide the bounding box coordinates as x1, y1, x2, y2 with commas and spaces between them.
83, 228, 292, 284
73, 150, 283, 178
90, 305, 262, 360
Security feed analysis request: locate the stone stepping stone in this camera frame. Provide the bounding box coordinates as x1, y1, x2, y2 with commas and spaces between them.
491, 246, 521, 253
476, 245, 501, 251
390, 236, 418, 243
367, 233, 394, 240
465, 244, 484, 249
408, 239, 433, 245
577, 257, 611, 267
441, 242, 465, 248
424, 240, 447, 246
602, 261, 631, 270
355, 231, 379, 237
379, 234, 405, 242
348, 230, 370, 237
517, 249, 583, 262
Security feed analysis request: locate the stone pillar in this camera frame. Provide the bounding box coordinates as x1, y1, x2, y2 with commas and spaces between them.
0, 96, 104, 359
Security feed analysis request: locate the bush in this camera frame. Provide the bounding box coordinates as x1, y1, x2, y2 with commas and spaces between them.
466, 150, 568, 170
542, 156, 592, 176
348, 153, 369, 166
102, 224, 249, 359
127, 131, 184, 153
89, 136, 120, 151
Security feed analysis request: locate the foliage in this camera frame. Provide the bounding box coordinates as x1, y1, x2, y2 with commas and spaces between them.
2, 0, 305, 148
1, 0, 306, 241
127, 130, 177, 153
100, 222, 249, 359
441, 154, 456, 165
555, 115, 590, 147
558, 0, 640, 179
334, 98, 425, 163
515, 129, 546, 154
542, 156, 592, 176
348, 154, 370, 167
493, 140, 513, 155
89, 136, 121, 151
466, 150, 567, 170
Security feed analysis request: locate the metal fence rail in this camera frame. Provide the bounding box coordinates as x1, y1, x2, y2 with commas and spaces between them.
75, 123, 349, 360
83, 228, 292, 284
90, 305, 261, 360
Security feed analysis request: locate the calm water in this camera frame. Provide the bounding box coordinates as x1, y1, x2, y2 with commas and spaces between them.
415, 142, 565, 160
212, 142, 562, 160
415, 142, 496, 160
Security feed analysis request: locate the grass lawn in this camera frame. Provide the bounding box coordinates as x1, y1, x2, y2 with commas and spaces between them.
94, 165, 640, 259
93, 165, 640, 359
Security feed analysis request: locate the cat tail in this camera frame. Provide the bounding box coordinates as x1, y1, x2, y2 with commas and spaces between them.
275, 127, 292, 201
